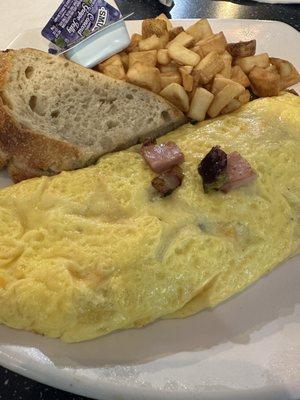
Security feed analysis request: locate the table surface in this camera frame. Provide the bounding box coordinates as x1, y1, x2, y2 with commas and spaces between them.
0, 0, 300, 399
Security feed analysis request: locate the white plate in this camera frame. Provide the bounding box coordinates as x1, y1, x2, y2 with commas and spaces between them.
1, 19, 300, 400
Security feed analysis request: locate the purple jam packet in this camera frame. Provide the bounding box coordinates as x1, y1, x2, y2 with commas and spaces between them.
42, 0, 122, 51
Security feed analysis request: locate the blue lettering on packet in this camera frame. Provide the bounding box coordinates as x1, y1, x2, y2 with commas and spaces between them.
42, 0, 122, 50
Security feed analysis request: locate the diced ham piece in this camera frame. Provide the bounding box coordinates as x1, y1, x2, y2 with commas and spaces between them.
152, 165, 184, 197
221, 151, 257, 193
141, 141, 185, 173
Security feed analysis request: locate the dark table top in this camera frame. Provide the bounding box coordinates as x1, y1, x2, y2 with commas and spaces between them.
1, 1, 300, 399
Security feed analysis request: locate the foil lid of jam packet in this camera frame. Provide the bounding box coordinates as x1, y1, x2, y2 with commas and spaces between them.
42, 0, 122, 52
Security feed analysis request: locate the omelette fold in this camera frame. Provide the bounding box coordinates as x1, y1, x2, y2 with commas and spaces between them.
0, 94, 299, 342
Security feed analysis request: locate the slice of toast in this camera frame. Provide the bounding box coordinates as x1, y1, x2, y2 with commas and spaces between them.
0, 48, 186, 182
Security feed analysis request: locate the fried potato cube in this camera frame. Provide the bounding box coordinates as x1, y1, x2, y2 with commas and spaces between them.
196, 32, 227, 56
127, 63, 161, 93
101, 65, 126, 80
159, 62, 179, 73
238, 89, 250, 105
211, 76, 236, 94
188, 86, 197, 101
203, 81, 213, 92
226, 40, 256, 59
160, 72, 182, 88
142, 18, 170, 48
96, 55, 126, 80
126, 33, 142, 52
219, 51, 232, 78
179, 66, 194, 92
190, 44, 204, 59
180, 65, 193, 74
193, 51, 224, 85
207, 82, 244, 117
157, 49, 171, 65
270, 57, 300, 89
188, 87, 214, 121
230, 65, 250, 87
156, 13, 173, 31
129, 50, 157, 68
99, 65, 126, 80
119, 52, 129, 71
235, 53, 269, 74
167, 31, 195, 48
248, 66, 280, 97
97, 54, 122, 69
168, 43, 200, 66
186, 19, 213, 42
169, 26, 185, 41
139, 34, 164, 51
160, 83, 190, 112
142, 18, 168, 39
221, 99, 241, 114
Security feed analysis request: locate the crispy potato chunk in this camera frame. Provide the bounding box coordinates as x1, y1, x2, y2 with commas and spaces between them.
219, 51, 232, 78
186, 19, 213, 42
211, 76, 236, 95
156, 13, 173, 31
221, 98, 241, 114
203, 81, 213, 92
238, 89, 251, 104
128, 50, 157, 68
160, 72, 182, 88
98, 54, 122, 68
159, 62, 179, 73
99, 64, 126, 80
188, 87, 214, 121
196, 32, 227, 56
139, 34, 164, 51
169, 26, 185, 41
168, 43, 201, 66
190, 44, 204, 59
167, 31, 195, 48
208, 82, 244, 117
270, 57, 300, 89
96, 55, 126, 80
119, 52, 129, 71
179, 66, 194, 92
248, 66, 281, 97
193, 51, 224, 85
235, 53, 269, 74
230, 65, 250, 87
127, 63, 161, 93
142, 18, 168, 39
157, 49, 171, 65
126, 33, 142, 52
226, 40, 256, 58
160, 83, 190, 112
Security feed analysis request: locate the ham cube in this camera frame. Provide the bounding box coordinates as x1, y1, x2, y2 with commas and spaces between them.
152, 165, 184, 197
141, 141, 185, 173
221, 151, 257, 193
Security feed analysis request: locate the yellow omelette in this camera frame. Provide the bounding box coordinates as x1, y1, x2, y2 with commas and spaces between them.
0, 94, 299, 342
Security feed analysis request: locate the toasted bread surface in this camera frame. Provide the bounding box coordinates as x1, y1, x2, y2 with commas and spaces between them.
0, 49, 186, 182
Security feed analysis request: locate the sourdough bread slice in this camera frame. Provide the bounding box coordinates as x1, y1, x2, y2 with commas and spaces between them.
0, 48, 186, 182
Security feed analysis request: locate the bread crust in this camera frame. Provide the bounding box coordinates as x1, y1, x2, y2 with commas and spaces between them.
0, 49, 186, 183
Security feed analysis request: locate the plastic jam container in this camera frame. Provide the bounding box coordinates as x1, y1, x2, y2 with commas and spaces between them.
42, 0, 131, 68
63, 19, 130, 68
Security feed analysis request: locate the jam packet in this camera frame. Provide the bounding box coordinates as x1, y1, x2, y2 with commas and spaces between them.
42, 0, 122, 51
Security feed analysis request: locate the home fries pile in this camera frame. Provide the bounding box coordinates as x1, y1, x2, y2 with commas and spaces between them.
95, 15, 300, 121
